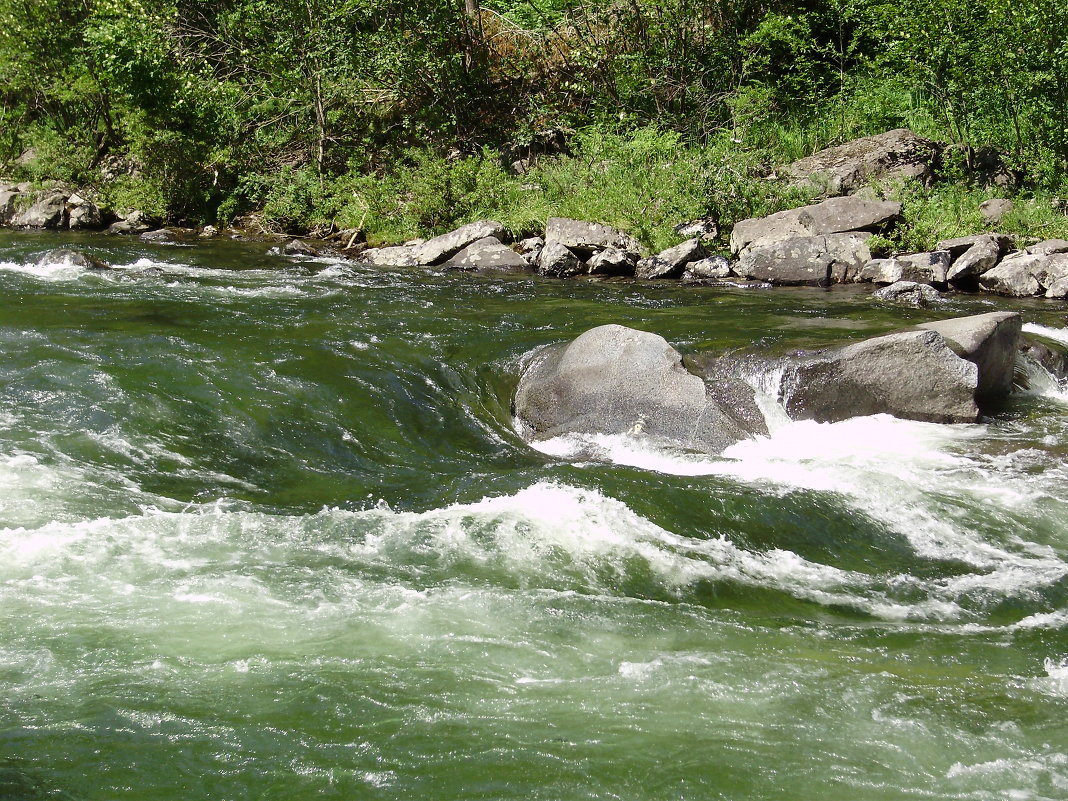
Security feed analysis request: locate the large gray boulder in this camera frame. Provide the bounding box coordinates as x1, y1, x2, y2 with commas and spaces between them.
12, 190, 69, 228
444, 236, 530, 273
783, 129, 942, 196
736, 233, 872, 286
514, 324, 761, 455
730, 195, 901, 256
978, 253, 1068, 297
545, 217, 643, 256
67, 200, 103, 230
915, 311, 1021, 399
781, 330, 979, 424
413, 219, 506, 265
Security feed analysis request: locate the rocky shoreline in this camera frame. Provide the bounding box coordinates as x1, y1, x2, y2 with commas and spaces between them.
4, 129, 1066, 305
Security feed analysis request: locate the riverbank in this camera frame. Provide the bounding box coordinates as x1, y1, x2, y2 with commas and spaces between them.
4, 130, 1068, 304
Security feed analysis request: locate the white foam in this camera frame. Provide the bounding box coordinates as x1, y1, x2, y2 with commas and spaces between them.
531, 410, 1068, 611
1023, 322, 1068, 346
1034, 657, 1068, 697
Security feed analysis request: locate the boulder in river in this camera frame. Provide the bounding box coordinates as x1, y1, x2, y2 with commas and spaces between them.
35, 248, 109, 271
585, 247, 637, 276
916, 311, 1021, 399
783, 129, 942, 196
536, 241, 582, 278
872, 281, 943, 306
282, 238, 318, 256
781, 330, 979, 424
859, 250, 951, 286
682, 256, 732, 284
141, 228, 179, 244
514, 324, 763, 455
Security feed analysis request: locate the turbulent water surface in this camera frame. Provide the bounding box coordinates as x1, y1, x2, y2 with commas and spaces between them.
1, 230, 1067, 800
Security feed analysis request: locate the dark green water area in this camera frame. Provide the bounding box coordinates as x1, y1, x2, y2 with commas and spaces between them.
1, 231, 1066, 800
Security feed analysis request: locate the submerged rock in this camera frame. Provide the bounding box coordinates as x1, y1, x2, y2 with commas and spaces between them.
514, 324, 762, 455
34, 248, 109, 271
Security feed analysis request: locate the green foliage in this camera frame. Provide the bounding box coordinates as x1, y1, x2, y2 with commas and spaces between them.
1, 0, 1066, 238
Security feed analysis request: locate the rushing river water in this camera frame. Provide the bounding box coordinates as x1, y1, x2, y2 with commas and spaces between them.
1, 230, 1067, 800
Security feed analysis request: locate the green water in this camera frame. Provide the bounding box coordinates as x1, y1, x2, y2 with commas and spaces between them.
1, 231, 1067, 800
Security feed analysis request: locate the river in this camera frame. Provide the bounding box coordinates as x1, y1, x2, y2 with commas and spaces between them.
1, 230, 1067, 800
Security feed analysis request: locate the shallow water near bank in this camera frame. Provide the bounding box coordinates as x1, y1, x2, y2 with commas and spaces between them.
1, 230, 1067, 800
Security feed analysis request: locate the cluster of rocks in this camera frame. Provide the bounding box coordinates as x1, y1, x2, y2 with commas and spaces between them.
0, 182, 158, 235
513, 311, 1029, 457
354, 215, 736, 282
